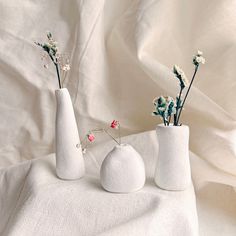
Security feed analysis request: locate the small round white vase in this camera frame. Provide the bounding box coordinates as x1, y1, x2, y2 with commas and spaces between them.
55, 88, 85, 180
100, 144, 146, 193
154, 125, 191, 191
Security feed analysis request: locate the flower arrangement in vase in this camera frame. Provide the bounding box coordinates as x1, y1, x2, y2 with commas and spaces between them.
152, 51, 205, 191
77, 120, 121, 154
78, 120, 146, 193
35, 32, 85, 180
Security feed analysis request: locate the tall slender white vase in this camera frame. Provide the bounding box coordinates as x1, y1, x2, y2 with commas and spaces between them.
55, 88, 85, 180
154, 125, 191, 191
100, 144, 146, 193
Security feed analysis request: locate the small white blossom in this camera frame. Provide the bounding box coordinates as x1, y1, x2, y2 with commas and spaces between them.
196, 56, 205, 64
197, 50, 203, 56
158, 107, 165, 112
193, 50, 205, 66
62, 64, 70, 71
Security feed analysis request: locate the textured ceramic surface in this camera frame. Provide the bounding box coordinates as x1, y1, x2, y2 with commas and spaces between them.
100, 144, 146, 193
55, 88, 85, 180
155, 125, 191, 191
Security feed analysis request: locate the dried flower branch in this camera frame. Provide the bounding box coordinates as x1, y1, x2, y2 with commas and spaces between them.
152, 51, 205, 126
34, 31, 71, 89
76, 120, 121, 154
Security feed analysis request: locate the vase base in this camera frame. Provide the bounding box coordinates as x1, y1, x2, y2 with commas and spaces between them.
101, 184, 145, 194
56, 175, 84, 181
154, 180, 192, 191
56, 168, 85, 181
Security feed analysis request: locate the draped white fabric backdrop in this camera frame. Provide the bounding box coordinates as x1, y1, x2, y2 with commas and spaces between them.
0, 0, 236, 235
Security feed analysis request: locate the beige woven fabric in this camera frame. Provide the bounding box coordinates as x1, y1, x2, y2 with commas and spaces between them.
0, 0, 235, 235
0, 131, 198, 236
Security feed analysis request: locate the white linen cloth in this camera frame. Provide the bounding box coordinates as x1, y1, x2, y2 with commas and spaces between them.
0, 131, 198, 236
0, 0, 236, 235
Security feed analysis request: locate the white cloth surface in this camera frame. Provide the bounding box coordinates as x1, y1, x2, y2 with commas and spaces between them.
0, 131, 198, 236
0, 0, 236, 235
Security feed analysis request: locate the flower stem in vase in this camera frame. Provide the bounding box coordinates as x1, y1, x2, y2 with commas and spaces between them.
103, 129, 120, 145
176, 65, 199, 124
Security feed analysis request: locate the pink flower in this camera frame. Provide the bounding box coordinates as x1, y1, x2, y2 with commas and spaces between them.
87, 133, 95, 142
110, 120, 119, 129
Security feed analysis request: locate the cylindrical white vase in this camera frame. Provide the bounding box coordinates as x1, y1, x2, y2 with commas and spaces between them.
100, 144, 146, 193
55, 88, 85, 180
154, 125, 191, 191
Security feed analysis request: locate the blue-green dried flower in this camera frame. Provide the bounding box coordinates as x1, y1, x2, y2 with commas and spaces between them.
153, 96, 166, 108
152, 96, 176, 123
167, 99, 176, 116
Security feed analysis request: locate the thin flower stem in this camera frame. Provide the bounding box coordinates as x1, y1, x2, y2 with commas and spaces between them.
55, 59, 62, 89
176, 65, 199, 124
90, 128, 104, 133
48, 54, 62, 89
173, 114, 177, 126
103, 129, 120, 145
118, 125, 121, 144
61, 70, 67, 87
83, 140, 90, 150
174, 87, 183, 125
168, 115, 171, 125
86, 128, 120, 145
48, 53, 55, 64
76, 136, 87, 149
163, 117, 167, 126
